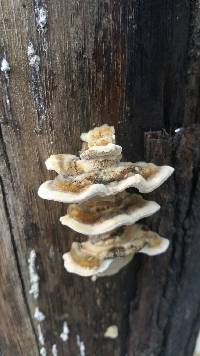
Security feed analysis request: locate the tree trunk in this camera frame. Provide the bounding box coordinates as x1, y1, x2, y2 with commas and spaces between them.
0, 0, 199, 355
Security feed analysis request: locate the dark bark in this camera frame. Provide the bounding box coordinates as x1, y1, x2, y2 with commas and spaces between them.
0, 0, 199, 355
128, 126, 200, 356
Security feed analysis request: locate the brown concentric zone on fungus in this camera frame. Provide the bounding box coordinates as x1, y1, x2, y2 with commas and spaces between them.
134, 163, 158, 179
81, 125, 115, 147
70, 244, 101, 268
67, 192, 147, 224
52, 174, 96, 192
38, 124, 173, 277
66, 225, 165, 271
51, 164, 137, 193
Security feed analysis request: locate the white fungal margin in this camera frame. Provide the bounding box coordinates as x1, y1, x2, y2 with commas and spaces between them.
60, 321, 70, 342
38, 165, 174, 204
76, 335, 85, 356
104, 325, 118, 339
34, 307, 45, 322
97, 254, 134, 278
28, 249, 40, 299
139, 237, 169, 256
63, 252, 112, 277
63, 223, 169, 278
60, 200, 160, 235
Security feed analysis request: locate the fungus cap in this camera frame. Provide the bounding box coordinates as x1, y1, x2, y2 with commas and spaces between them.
60, 193, 160, 235
38, 163, 174, 203
62, 225, 170, 277
80, 124, 115, 147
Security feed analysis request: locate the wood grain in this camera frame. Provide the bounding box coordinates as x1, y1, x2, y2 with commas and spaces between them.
0, 0, 198, 355
0, 180, 39, 355
128, 126, 200, 356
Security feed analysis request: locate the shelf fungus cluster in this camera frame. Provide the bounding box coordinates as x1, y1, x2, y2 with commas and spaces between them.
38, 125, 174, 278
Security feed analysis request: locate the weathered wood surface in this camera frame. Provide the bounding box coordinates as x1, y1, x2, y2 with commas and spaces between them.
0, 0, 199, 355
128, 126, 200, 356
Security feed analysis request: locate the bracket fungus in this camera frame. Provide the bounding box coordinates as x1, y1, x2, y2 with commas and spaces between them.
63, 225, 169, 277
38, 124, 174, 278
60, 192, 160, 235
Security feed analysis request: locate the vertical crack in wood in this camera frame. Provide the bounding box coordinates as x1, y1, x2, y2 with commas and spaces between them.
27, 41, 47, 134
28, 0, 49, 135
0, 52, 16, 127
128, 126, 200, 356
0, 74, 12, 125
0, 126, 13, 178
185, 303, 200, 356
0, 176, 40, 354
184, 0, 200, 126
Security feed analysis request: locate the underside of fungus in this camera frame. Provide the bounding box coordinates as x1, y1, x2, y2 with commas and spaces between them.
38, 124, 174, 277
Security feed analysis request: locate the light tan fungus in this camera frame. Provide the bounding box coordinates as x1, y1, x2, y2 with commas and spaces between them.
38, 124, 174, 277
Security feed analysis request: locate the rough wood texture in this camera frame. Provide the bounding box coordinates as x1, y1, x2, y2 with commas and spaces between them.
0, 0, 199, 355
128, 126, 200, 356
